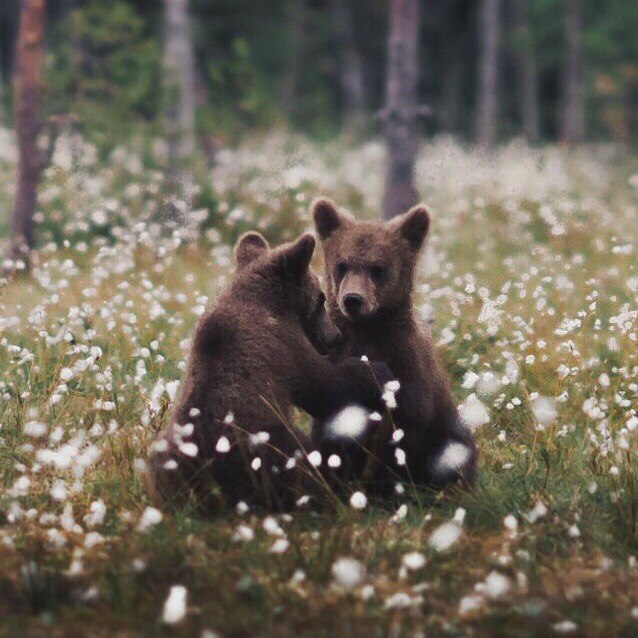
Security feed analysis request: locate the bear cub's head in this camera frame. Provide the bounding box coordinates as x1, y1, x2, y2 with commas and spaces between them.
234, 231, 341, 354
312, 198, 430, 322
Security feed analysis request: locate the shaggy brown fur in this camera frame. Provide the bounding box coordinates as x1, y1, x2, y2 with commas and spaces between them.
312, 198, 478, 492
149, 231, 391, 512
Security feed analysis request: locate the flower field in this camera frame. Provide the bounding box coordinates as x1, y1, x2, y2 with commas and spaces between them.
1, 130, 637, 637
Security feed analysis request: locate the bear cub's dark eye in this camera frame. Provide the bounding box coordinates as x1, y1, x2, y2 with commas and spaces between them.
335, 262, 347, 279
370, 265, 385, 281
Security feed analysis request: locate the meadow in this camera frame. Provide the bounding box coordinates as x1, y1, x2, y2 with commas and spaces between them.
0, 129, 637, 637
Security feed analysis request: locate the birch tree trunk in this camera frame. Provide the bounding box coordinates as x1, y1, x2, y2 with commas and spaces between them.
329, 0, 366, 133
163, 0, 196, 217
9, 0, 46, 271
511, 0, 539, 142
475, 0, 501, 147
382, 0, 420, 220
560, 0, 585, 144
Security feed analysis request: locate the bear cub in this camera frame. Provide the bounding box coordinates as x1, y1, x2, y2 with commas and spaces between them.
312, 198, 478, 492
149, 231, 391, 512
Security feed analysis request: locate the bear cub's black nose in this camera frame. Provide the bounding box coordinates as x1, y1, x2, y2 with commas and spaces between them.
343, 293, 364, 315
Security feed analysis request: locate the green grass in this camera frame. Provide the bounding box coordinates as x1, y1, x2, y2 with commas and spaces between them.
1, 134, 638, 636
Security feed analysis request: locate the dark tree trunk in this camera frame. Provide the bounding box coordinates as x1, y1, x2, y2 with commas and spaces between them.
9, 0, 46, 271
382, 0, 420, 220
560, 0, 584, 144
511, 0, 539, 142
475, 0, 501, 147
163, 0, 196, 217
439, 38, 463, 135
281, 0, 304, 118
329, 0, 366, 133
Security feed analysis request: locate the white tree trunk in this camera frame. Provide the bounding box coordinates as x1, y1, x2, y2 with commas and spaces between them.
475, 0, 501, 147
163, 0, 196, 215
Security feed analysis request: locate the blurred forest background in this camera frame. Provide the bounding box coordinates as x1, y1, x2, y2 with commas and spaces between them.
2, 0, 638, 146
1, 0, 638, 266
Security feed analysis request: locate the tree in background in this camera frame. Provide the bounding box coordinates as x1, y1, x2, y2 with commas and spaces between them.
281, 0, 304, 118
475, 0, 501, 147
437, 1, 468, 136
329, 0, 366, 134
9, 0, 46, 271
163, 0, 196, 218
561, 0, 584, 143
381, 0, 420, 220
511, 0, 539, 142
46, 1, 160, 154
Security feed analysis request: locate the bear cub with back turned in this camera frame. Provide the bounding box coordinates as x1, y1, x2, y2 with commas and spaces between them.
312, 198, 478, 493
149, 231, 391, 512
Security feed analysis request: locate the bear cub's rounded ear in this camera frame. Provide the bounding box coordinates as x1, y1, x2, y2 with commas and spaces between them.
235, 231, 270, 269
311, 198, 351, 240
390, 204, 431, 250
278, 233, 316, 279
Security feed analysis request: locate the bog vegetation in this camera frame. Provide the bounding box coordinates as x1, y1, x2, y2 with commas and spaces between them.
2, 0, 638, 636
0, 130, 637, 636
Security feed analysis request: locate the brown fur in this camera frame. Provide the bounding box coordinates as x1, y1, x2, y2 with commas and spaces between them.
312, 198, 478, 492
149, 231, 391, 513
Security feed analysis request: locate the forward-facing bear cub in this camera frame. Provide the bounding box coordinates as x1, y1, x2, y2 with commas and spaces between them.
312, 198, 477, 492
149, 231, 391, 512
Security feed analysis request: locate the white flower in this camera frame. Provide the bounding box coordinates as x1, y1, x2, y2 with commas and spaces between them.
402, 552, 426, 571
232, 525, 254, 542
179, 442, 198, 457
553, 620, 578, 634
459, 593, 484, 616
308, 450, 322, 467
350, 491, 367, 510
525, 500, 548, 523
165, 381, 180, 402
215, 436, 230, 453
137, 506, 163, 532
23, 420, 48, 438
432, 442, 471, 477
382, 381, 400, 409
503, 515, 518, 535
332, 557, 365, 589
481, 571, 511, 599
84, 500, 107, 528
162, 585, 188, 624
327, 454, 341, 468
269, 538, 290, 554
461, 371, 479, 389
428, 510, 465, 551
477, 371, 501, 398
531, 395, 558, 426
458, 393, 490, 430
263, 516, 284, 536
325, 405, 369, 439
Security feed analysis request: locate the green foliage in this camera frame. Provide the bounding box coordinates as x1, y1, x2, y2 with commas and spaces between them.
45, 0, 161, 155
198, 36, 279, 138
